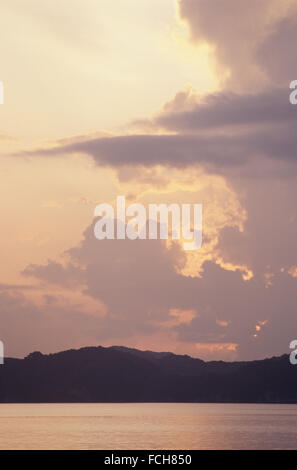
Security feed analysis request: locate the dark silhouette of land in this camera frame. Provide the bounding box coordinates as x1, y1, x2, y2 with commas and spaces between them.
0, 345, 296, 403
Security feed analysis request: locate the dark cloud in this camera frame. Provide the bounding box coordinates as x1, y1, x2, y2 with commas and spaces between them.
217, 177, 297, 276
28, 129, 297, 179
22, 259, 84, 287
21, 219, 297, 361
150, 88, 297, 132
26, 86, 297, 178
0, 283, 34, 291
257, 16, 297, 85
179, 0, 297, 90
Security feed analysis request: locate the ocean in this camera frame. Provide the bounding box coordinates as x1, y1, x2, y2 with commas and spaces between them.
0, 402, 296, 450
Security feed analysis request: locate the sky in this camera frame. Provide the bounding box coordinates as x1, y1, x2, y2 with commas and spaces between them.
0, 0, 297, 361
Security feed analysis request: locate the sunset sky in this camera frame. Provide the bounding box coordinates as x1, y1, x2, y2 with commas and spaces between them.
1, 0, 297, 361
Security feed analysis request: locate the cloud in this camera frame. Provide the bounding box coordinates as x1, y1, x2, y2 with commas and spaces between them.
22, 259, 85, 287
140, 88, 297, 132
15, 77, 297, 362
0, 283, 34, 291
4, 0, 297, 361
216, 177, 297, 277
24, 86, 297, 179
20, 218, 297, 361
24, 129, 297, 179
257, 16, 297, 86
0, 289, 108, 358
179, 0, 297, 90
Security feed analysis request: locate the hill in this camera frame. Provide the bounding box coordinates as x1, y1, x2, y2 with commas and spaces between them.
0, 346, 296, 403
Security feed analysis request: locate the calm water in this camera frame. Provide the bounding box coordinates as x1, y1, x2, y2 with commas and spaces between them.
0, 403, 296, 450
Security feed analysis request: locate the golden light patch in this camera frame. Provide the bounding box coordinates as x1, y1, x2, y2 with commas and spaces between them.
169, 308, 196, 325
194, 342, 238, 360
216, 319, 229, 328
215, 258, 254, 281
253, 320, 268, 338
112, 165, 247, 277
288, 266, 297, 278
